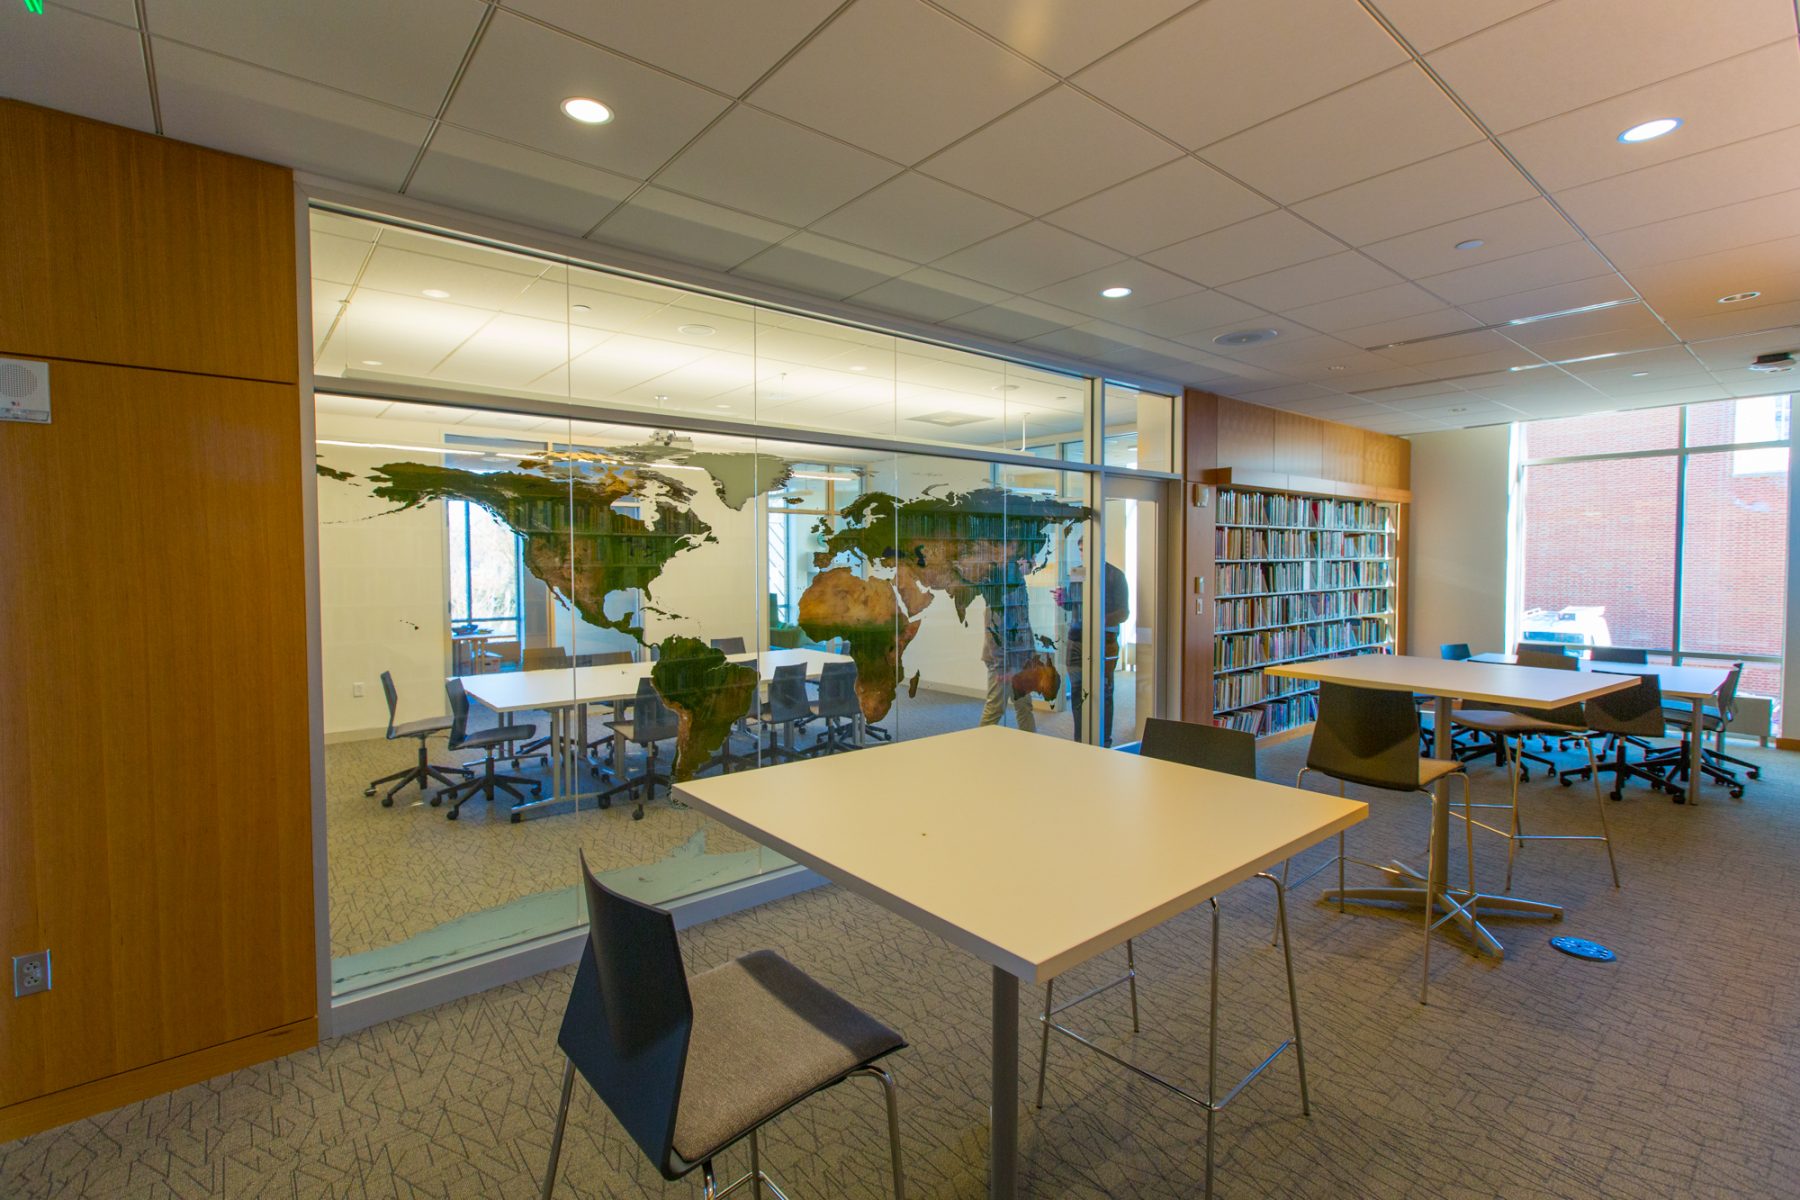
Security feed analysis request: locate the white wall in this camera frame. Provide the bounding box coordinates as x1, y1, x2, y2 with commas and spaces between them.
1407, 424, 1513, 657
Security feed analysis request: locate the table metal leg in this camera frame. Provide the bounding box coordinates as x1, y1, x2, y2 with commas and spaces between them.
1688, 712, 1705, 804
991, 966, 1018, 1200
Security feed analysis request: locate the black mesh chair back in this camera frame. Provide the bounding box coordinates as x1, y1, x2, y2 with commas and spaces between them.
576, 650, 633, 667
814, 661, 860, 718
1439, 643, 1472, 661
1139, 718, 1256, 779
1585, 673, 1665, 736
445, 677, 475, 749
380, 670, 402, 739
766, 663, 810, 723
1589, 646, 1648, 664
709, 637, 748, 655
559, 851, 695, 1179
1515, 642, 1568, 659
627, 677, 681, 744
1306, 682, 1423, 792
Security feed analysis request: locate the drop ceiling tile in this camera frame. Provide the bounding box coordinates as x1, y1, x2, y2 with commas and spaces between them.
55, 0, 137, 22
1561, 344, 1710, 381
733, 233, 915, 300
1508, 326, 1681, 369
445, 11, 728, 179
944, 297, 1088, 342
1028, 262, 1199, 320
1594, 189, 1800, 271
1661, 299, 1800, 343
311, 231, 372, 287
590, 187, 795, 271
1200, 65, 1484, 204
1021, 321, 1148, 361
357, 244, 542, 312
1417, 242, 1617, 306
750, 0, 1053, 164
1283, 283, 1447, 334
408, 127, 637, 236
1423, 0, 1795, 133
934, 221, 1124, 293
1373, 327, 1520, 366
1337, 307, 1482, 350
1220, 252, 1406, 312
1120, 290, 1266, 339
1358, 381, 1469, 404
1396, 345, 1542, 378
1625, 235, 1800, 322
1360, 198, 1581, 280
0, 6, 153, 131
145, 0, 483, 113
154, 42, 431, 188
658, 106, 900, 226
507, 0, 840, 95
1457, 277, 1638, 326
1042, 157, 1274, 256
1315, 363, 1436, 392
935, 0, 1193, 75
809, 172, 1024, 263
1290, 142, 1539, 247
1075, 0, 1406, 150
1554, 125, 1800, 236
1499, 42, 1800, 194
852, 268, 1011, 323
1204, 330, 1362, 369
1683, 328, 1800, 372
1145, 210, 1346, 287
1364, 0, 1551, 54
918, 85, 1180, 216
1500, 301, 1674, 351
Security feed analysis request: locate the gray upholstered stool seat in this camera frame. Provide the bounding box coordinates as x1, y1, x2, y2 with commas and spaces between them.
675, 950, 905, 1163
1418, 756, 1468, 785
391, 715, 453, 740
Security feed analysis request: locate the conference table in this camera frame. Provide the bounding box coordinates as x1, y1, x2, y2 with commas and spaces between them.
1265, 653, 1633, 963
675, 726, 1365, 1199
459, 647, 850, 818
1469, 654, 1732, 802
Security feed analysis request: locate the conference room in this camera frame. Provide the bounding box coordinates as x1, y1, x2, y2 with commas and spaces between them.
3, 1, 1798, 1197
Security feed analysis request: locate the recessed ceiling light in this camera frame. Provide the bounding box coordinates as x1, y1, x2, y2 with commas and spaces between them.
422, 288, 450, 299
572, 303, 591, 313
678, 324, 715, 337
1454, 238, 1485, 251
714, 404, 732, 409
1447, 407, 1468, 414
1328, 365, 1347, 372
1630, 371, 1650, 378
1100, 286, 1133, 299
992, 383, 1020, 392
654, 394, 670, 402
1618, 117, 1681, 143
849, 365, 867, 372
561, 97, 614, 125
360, 359, 383, 367
1214, 328, 1280, 346
1718, 291, 1761, 304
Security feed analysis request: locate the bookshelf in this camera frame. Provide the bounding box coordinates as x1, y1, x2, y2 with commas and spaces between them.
1210, 488, 1399, 737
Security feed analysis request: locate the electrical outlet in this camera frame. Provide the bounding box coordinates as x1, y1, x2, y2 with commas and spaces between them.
352, 681, 365, 698
13, 951, 50, 997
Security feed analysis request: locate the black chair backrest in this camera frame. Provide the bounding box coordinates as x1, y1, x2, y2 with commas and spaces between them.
1139, 718, 1256, 779
1505, 653, 1584, 724
444, 677, 473, 750
559, 851, 694, 1180
1307, 682, 1424, 793
577, 650, 633, 667
629, 677, 680, 743
1589, 646, 1648, 664
1516, 649, 1576, 672
524, 646, 571, 671
380, 670, 401, 739
814, 661, 860, 718
1715, 662, 1743, 719
766, 663, 810, 722
1515, 641, 1568, 659
710, 636, 747, 655
1439, 643, 1471, 661
1585, 673, 1665, 736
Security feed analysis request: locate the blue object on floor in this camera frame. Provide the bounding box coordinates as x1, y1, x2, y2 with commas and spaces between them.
1550, 936, 1616, 962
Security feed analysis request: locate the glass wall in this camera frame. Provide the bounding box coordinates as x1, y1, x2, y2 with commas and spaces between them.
311, 209, 1173, 997
1516, 395, 1789, 722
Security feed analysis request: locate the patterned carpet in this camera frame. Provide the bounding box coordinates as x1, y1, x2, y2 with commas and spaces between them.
5, 734, 1794, 1199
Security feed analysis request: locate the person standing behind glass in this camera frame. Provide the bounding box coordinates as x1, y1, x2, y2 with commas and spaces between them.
1058, 539, 1129, 746
979, 561, 1037, 731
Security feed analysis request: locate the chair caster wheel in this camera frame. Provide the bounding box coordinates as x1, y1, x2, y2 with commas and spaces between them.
430, 795, 442, 807
1730, 787, 1745, 799
1670, 791, 1686, 803
381, 796, 394, 807
511, 759, 521, 769
446, 809, 459, 820
1750, 768, 1762, 779
533, 785, 544, 797
511, 813, 522, 824
1559, 777, 1572, 788
1609, 790, 1623, 802
1519, 768, 1530, 782
632, 806, 645, 821
364, 787, 377, 797
599, 796, 611, 810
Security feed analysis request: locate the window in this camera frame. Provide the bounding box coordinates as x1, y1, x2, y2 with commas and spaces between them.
447, 499, 522, 638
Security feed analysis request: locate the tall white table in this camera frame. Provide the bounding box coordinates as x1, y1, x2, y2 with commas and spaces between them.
1265, 654, 1635, 959
460, 648, 850, 816
674, 726, 1365, 1199
1471, 654, 1731, 802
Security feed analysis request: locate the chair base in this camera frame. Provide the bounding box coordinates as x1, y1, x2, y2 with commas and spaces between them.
1321, 858, 1563, 963
364, 739, 472, 807
440, 757, 544, 822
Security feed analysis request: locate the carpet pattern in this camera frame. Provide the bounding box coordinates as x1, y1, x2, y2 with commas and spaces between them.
4, 735, 1793, 1199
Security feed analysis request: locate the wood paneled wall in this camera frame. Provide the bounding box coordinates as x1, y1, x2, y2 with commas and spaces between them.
1180, 389, 1413, 723
0, 102, 313, 1138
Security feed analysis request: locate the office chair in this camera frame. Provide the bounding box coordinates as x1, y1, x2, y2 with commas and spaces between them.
1559, 674, 1684, 802
523, 646, 572, 671
808, 661, 864, 753
600, 677, 679, 820
1662, 662, 1750, 797
1450, 661, 1618, 890
1439, 644, 1472, 661
540, 853, 907, 1200
363, 671, 472, 806
1589, 646, 1648, 664
708, 636, 747, 654
1034, 718, 1306, 1198
1455, 649, 1570, 779
749, 662, 811, 763
1514, 642, 1569, 659
438, 678, 543, 822
1296, 682, 1472, 1004
1423, 644, 1474, 754
574, 650, 632, 667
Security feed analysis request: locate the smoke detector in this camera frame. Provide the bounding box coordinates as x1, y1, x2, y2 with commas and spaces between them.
1748, 352, 1796, 374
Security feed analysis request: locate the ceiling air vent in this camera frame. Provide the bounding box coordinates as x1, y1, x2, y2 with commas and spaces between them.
1748, 352, 1795, 374
1213, 328, 1280, 347
909, 410, 987, 427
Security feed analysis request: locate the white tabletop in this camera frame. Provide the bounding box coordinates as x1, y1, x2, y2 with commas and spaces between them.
1468, 654, 1728, 702
460, 647, 850, 714
1264, 652, 1635, 708
673, 726, 1365, 984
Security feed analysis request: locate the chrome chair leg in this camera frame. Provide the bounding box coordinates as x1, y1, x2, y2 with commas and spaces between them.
1420, 802, 1435, 1006
1204, 896, 1221, 1200
1462, 770, 1477, 914
750, 1130, 763, 1200
1504, 737, 1523, 893
539, 1057, 575, 1200
1035, 978, 1054, 1109
1257, 872, 1309, 1115
855, 1065, 907, 1200
1125, 938, 1140, 1033
703, 1162, 720, 1200
1588, 736, 1621, 888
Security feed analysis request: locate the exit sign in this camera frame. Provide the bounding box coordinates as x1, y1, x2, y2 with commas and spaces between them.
22, 0, 45, 13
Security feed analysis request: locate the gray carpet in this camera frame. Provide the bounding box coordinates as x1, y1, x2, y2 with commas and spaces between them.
4, 735, 1793, 1199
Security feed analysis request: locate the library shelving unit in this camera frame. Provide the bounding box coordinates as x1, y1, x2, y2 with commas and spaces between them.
1210, 487, 1399, 737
